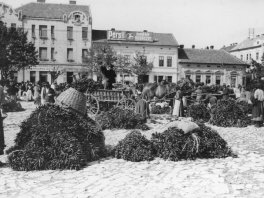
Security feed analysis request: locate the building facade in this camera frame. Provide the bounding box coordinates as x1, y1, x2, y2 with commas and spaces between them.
92, 29, 179, 83
0, 3, 22, 28
230, 35, 264, 64
15, 0, 92, 84
178, 48, 248, 87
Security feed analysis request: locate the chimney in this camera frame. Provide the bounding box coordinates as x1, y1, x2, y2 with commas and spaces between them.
179, 45, 184, 49
37, 0, 45, 3
192, 45, 195, 49
111, 28, 115, 31
143, 30, 148, 32
210, 45, 214, 50
69, 0, 76, 4
206, 46, 209, 50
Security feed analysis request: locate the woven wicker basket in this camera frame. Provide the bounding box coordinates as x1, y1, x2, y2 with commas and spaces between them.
55, 88, 87, 115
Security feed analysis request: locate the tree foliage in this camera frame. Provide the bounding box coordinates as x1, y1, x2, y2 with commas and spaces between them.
130, 51, 153, 76
0, 23, 38, 80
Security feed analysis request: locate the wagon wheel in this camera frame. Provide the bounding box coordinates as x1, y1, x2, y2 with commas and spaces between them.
116, 98, 136, 111
86, 95, 99, 116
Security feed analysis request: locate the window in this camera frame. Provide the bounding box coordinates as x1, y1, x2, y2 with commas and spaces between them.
246, 54, 248, 60
75, 14, 80, 22
167, 76, 172, 83
207, 65, 211, 67
67, 26, 73, 40
11, 23, 16, 29
206, 75, 211, 84
240, 55, 243, 60
167, 56, 172, 67
154, 75, 157, 82
32, 25, 35, 37
217, 65, 221, 68
82, 27, 88, 39
231, 75, 236, 88
30, 71, 36, 83
39, 47, 47, 60
67, 48, 73, 61
51, 48, 55, 60
216, 75, 221, 85
249, 54, 251, 60
256, 52, 259, 60
82, 49, 88, 63
158, 76, 163, 82
159, 56, 164, 66
39, 71, 48, 83
186, 74, 191, 79
124, 55, 130, 64
39, 25, 47, 38
197, 65, 200, 67
51, 26, 55, 39
67, 72, 74, 83
196, 75, 201, 83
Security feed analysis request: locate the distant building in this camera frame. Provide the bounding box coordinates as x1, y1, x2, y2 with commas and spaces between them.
221, 43, 237, 53
0, 3, 22, 28
230, 35, 264, 64
92, 29, 179, 83
178, 48, 248, 87
15, 0, 92, 84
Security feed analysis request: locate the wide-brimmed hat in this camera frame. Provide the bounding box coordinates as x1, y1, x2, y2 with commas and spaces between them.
55, 87, 87, 115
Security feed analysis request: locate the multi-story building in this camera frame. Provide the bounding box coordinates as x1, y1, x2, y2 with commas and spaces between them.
92, 29, 179, 83
15, 0, 92, 84
178, 47, 248, 87
230, 35, 264, 64
0, 2, 22, 28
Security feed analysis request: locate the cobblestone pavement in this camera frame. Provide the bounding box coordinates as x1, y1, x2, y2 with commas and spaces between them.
1, 103, 264, 198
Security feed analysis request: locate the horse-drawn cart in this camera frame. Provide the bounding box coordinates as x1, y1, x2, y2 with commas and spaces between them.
86, 89, 136, 115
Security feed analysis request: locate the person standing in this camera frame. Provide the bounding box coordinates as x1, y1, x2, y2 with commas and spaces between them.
106, 65, 116, 90
135, 95, 150, 122
45, 84, 55, 104
33, 84, 41, 106
7, 81, 18, 101
222, 84, 229, 100
41, 82, 49, 105
251, 84, 264, 127
172, 88, 184, 117
0, 83, 6, 155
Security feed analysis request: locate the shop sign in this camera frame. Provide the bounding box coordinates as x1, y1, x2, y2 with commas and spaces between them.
107, 30, 153, 42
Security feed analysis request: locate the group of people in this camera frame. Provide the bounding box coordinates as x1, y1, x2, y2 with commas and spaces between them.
2, 81, 57, 106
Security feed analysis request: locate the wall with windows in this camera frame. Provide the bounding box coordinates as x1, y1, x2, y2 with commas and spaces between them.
179, 63, 246, 87
231, 46, 264, 64
17, 9, 92, 84
100, 43, 178, 83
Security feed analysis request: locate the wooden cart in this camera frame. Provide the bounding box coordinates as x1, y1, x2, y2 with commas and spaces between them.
86, 89, 136, 115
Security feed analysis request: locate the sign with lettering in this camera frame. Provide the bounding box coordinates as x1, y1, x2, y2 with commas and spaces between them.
107, 30, 153, 42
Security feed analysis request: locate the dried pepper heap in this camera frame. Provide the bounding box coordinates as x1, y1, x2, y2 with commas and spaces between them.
209, 99, 251, 127
8, 104, 106, 171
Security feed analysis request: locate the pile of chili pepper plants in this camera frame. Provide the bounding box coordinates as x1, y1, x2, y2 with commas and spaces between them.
2, 99, 24, 112
7, 104, 106, 171
209, 99, 251, 127
96, 107, 149, 130
187, 103, 210, 122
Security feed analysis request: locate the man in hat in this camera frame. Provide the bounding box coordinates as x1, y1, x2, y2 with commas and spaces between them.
106, 65, 116, 90
135, 94, 150, 122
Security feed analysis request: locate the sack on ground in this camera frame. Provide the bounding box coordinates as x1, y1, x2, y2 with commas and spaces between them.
176, 120, 200, 134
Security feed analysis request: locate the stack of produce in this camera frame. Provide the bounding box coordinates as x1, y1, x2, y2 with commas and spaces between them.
7, 104, 106, 171
2, 99, 24, 112
236, 100, 252, 115
114, 123, 234, 162
187, 103, 210, 122
150, 102, 171, 114
176, 78, 195, 94
96, 107, 149, 130
209, 99, 250, 127
71, 78, 103, 93
115, 130, 155, 162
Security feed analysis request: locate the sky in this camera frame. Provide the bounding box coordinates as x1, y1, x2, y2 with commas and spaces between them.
3, 0, 264, 49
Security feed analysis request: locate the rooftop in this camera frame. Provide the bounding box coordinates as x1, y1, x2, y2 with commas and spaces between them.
16, 2, 90, 20
92, 30, 178, 47
178, 48, 248, 66
230, 35, 264, 52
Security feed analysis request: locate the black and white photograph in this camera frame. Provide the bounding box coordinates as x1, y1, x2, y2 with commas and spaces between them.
0, 0, 264, 197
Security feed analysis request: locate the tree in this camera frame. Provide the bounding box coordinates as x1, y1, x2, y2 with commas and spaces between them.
85, 43, 117, 81
0, 23, 38, 80
116, 54, 132, 83
130, 51, 153, 83
48, 66, 64, 83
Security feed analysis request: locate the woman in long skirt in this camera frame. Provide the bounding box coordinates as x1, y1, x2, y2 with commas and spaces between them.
251, 85, 264, 127
172, 89, 184, 117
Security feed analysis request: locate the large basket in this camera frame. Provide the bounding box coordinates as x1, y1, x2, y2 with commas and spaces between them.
55, 87, 87, 115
